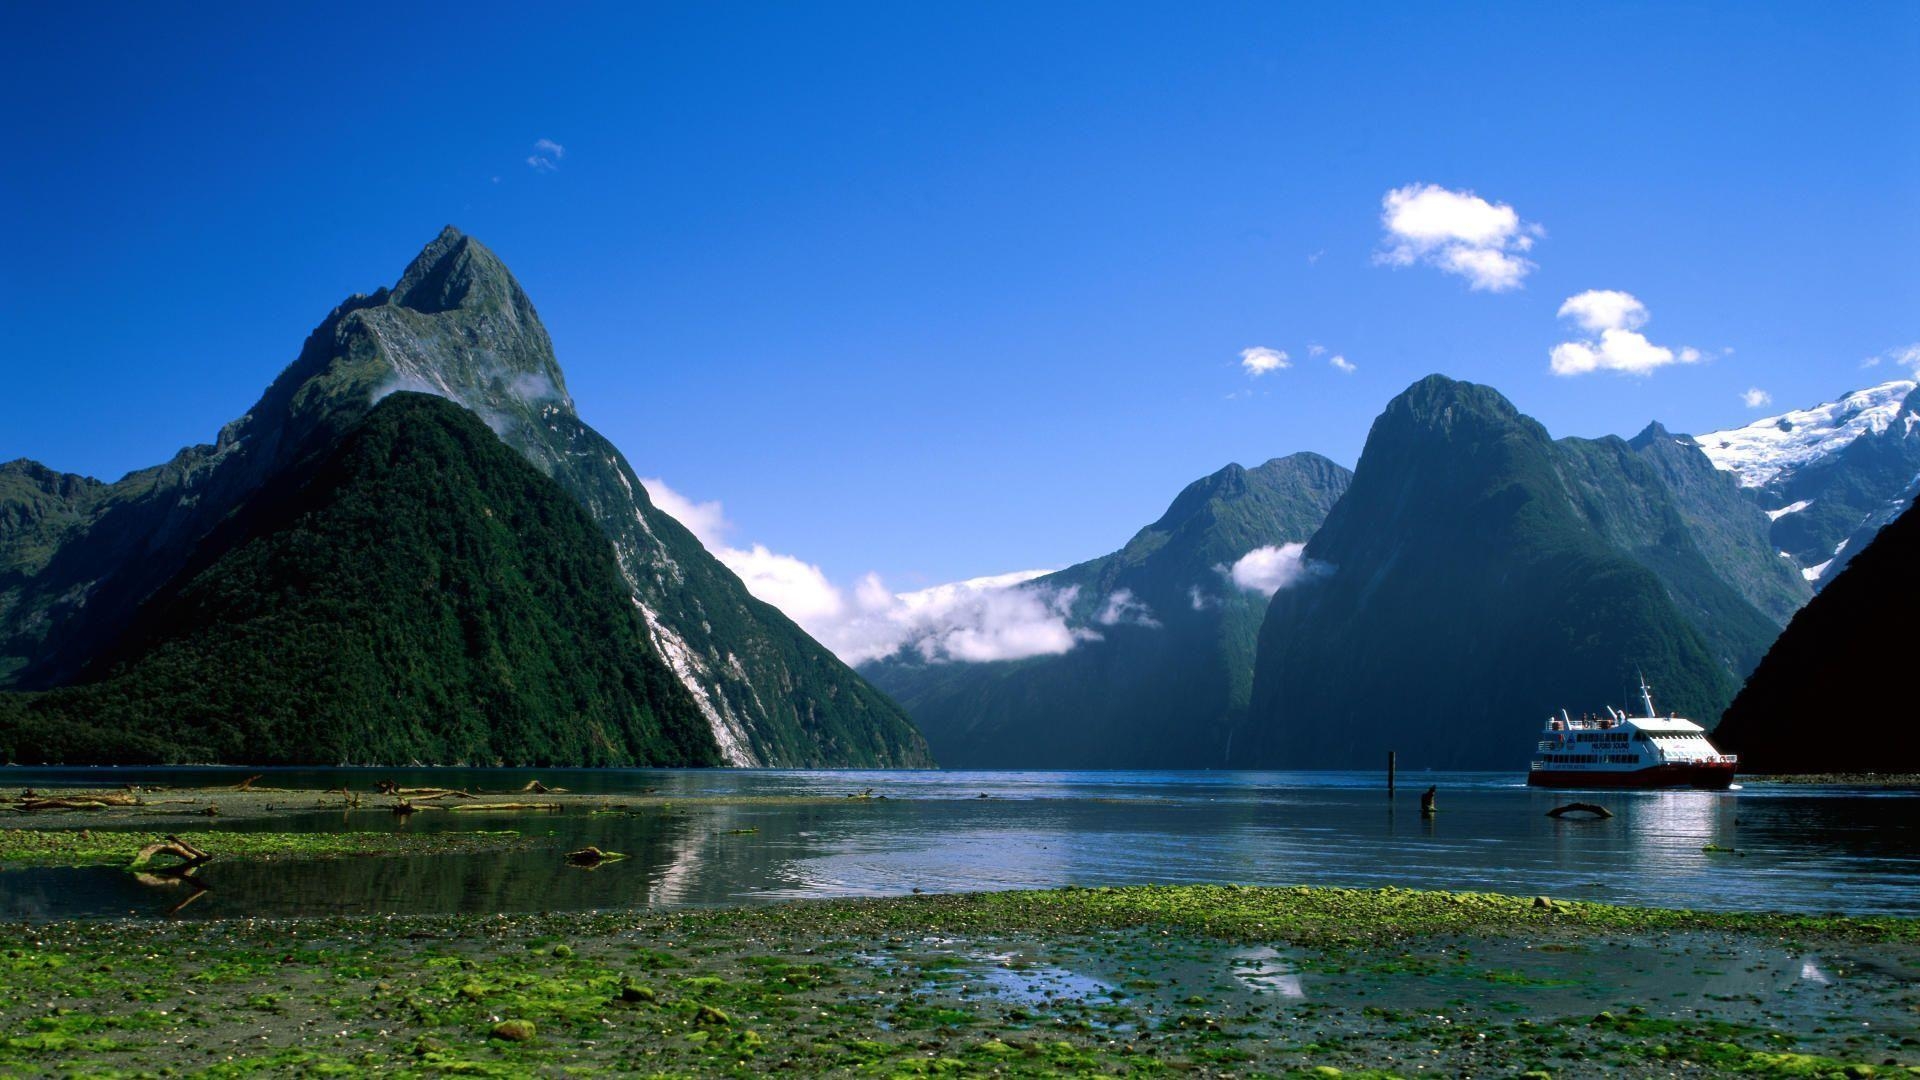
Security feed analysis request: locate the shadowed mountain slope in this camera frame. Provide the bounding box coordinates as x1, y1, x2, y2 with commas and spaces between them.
863, 453, 1351, 768
0, 394, 720, 766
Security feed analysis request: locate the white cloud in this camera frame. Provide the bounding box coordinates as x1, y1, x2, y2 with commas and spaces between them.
1240, 346, 1289, 376
640, 477, 729, 549
1188, 585, 1219, 611
718, 544, 846, 625
641, 478, 1104, 666
1095, 588, 1161, 628
1742, 387, 1773, 409
1219, 543, 1329, 598
1307, 344, 1327, 357
1549, 290, 1704, 377
842, 573, 1089, 665
1376, 183, 1541, 292
527, 138, 565, 172
1329, 354, 1356, 374
1557, 289, 1647, 333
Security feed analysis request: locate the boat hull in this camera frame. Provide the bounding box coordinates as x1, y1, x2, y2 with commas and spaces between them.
1528, 762, 1736, 790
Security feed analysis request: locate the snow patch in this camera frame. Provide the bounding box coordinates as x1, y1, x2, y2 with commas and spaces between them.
1803, 559, 1833, 582
1696, 380, 1916, 489
1766, 499, 1813, 521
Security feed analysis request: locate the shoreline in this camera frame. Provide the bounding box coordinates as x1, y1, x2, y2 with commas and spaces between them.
0, 884, 1913, 1076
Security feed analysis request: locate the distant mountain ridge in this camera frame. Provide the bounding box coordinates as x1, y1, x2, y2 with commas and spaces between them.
1237, 375, 1789, 770
1695, 380, 1920, 585
862, 453, 1351, 768
1, 394, 721, 766
0, 228, 929, 768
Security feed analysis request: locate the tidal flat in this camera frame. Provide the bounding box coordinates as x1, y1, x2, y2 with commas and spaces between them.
1, 884, 1916, 1078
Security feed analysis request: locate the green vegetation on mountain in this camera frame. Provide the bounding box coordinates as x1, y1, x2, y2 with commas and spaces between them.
1556, 424, 1807, 675
1714, 496, 1920, 773
1239, 375, 1740, 770
0, 393, 720, 767
863, 454, 1350, 767
0, 227, 928, 767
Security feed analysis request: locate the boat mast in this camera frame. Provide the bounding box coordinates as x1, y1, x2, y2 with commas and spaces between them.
1637, 670, 1657, 719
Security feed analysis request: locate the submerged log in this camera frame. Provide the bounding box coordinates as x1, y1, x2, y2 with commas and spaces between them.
565, 846, 626, 867
1546, 802, 1613, 819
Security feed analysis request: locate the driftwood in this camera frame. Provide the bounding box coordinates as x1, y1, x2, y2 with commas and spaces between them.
519, 781, 568, 794
129, 834, 214, 870
17, 795, 137, 812
374, 779, 473, 799
449, 801, 560, 812
1547, 802, 1614, 819
232, 774, 264, 792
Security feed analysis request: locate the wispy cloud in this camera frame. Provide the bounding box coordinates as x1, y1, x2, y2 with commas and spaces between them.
526, 138, 565, 172
1376, 183, 1541, 292
1240, 346, 1289, 376
1862, 343, 1920, 373
1742, 387, 1773, 409
1549, 290, 1704, 377
1329, 354, 1356, 374
1095, 588, 1161, 629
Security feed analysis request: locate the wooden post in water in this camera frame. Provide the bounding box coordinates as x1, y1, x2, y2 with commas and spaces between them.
1387, 750, 1396, 795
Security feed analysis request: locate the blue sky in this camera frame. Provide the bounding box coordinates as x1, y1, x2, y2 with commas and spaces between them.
3, 3, 1916, 595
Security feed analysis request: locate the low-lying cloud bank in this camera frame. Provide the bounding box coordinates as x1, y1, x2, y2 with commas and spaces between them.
643, 478, 1089, 665
643, 480, 1325, 666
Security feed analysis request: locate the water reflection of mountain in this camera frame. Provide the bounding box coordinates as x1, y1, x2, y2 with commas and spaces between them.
3, 772, 1918, 920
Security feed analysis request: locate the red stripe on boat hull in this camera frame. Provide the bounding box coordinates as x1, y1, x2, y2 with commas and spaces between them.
1527, 763, 1736, 790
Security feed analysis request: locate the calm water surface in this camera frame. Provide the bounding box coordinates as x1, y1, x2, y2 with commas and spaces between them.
3, 768, 1915, 921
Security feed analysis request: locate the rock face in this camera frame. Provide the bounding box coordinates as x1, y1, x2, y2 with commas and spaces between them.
0, 228, 929, 768
1695, 380, 1920, 586
1237, 375, 1783, 770
861, 453, 1351, 768
1713, 495, 1920, 774
0, 394, 721, 766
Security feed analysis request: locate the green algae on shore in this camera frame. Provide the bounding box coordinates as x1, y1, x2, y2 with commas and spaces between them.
0, 828, 527, 867
0, 884, 1914, 1077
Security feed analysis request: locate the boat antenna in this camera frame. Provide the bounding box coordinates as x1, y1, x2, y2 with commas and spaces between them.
1637, 670, 1657, 719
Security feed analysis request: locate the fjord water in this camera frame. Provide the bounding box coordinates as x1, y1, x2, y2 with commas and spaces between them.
3, 769, 1914, 921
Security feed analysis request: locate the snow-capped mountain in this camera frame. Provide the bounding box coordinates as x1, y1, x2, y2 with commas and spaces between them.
1694, 379, 1920, 585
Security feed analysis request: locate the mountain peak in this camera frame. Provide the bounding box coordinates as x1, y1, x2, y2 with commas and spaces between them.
392, 226, 525, 316
1628, 421, 1681, 450
1373, 374, 1535, 448
1150, 463, 1249, 530
1696, 378, 1920, 490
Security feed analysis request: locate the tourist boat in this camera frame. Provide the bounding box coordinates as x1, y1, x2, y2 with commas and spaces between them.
1528, 677, 1737, 789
